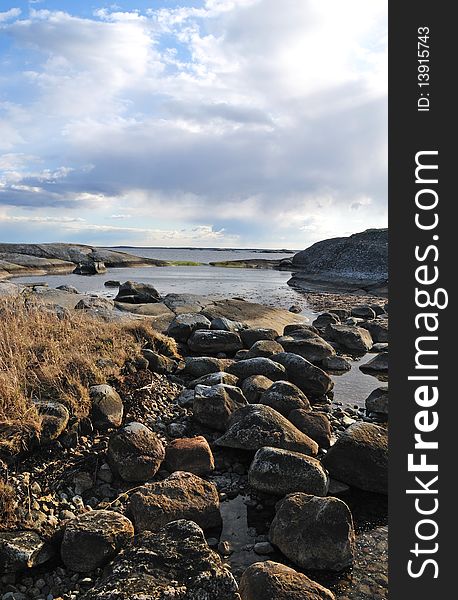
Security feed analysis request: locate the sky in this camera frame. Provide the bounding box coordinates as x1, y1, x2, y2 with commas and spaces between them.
0, 0, 387, 248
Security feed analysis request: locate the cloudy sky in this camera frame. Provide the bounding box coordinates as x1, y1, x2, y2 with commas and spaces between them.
0, 0, 387, 248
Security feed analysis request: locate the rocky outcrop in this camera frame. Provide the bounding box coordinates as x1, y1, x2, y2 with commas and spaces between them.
289, 229, 388, 295
0, 243, 167, 279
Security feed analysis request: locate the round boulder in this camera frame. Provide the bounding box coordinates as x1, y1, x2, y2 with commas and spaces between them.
241, 375, 273, 403
165, 436, 215, 476
288, 410, 332, 449
167, 313, 211, 342
34, 400, 69, 443
61, 510, 134, 572
188, 330, 243, 354
228, 357, 287, 381
90, 384, 123, 429
248, 447, 329, 496
245, 339, 284, 359
193, 384, 248, 431
259, 380, 310, 416
269, 493, 355, 571
240, 328, 279, 348
107, 422, 165, 482
272, 353, 333, 398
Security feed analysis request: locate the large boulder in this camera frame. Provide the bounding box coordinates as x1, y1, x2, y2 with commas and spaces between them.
245, 339, 284, 359
272, 353, 333, 398
165, 436, 215, 476
240, 561, 335, 600
360, 352, 388, 375
276, 331, 335, 364
188, 330, 243, 354
240, 328, 279, 348
288, 410, 332, 449
325, 324, 373, 353
248, 447, 329, 496
0, 531, 53, 574
81, 520, 240, 600
228, 357, 287, 381
360, 319, 389, 343
365, 387, 389, 415
90, 384, 124, 429
189, 371, 239, 389
167, 313, 211, 342
351, 305, 376, 319
142, 349, 177, 375
258, 381, 310, 416
193, 384, 248, 431
180, 356, 229, 378
241, 375, 273, 403
322, 422, 388, 494
61, 510, 134, 572
215, 404, 318, 456
129, 472, 221, 532
115, 281, 161, 304
107, 422, 165, 482
269, 494, 355, 571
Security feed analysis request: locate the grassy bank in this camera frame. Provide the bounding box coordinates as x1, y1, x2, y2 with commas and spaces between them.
0, 297, 178, 455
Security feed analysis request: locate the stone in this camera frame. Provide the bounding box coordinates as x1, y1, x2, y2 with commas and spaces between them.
372, 342, 389, 352
142, 349, 177, 375
56, 284, 79, 294
351, 306, 376, 319
107, 422, 165, 482
188, 371, 239, 389
73, 472, 93, 495
80, 520, 240, 600
193, 384, 248, 431
215, 404, 318, 456
240, 561, 336, 600
322, 355, 352, 372
211, 317, 243, 331
259, 380, 310, 416
272, 353, 333, 398
322, 422, 388, 494
104, 280, 120, 288
276, 331, 335, 364
0, 532, 53, 574
228, 357, 286, 381
165, 436, 215, 475
283, 323, 319, 336
325, 324, 373, 353
74, 296, 115, 312
245, 340, 284, 359
188, 330, 243, 354
360, 319, 389, 343
89, 384, 123, 429
360, 352, 388, 375
129, 472, 221, 532
167, 313, 211, 342
180, 356, 228, 378
240, 328, 279, 348
365, 387, 388, 415
115, 281, 161, 304
34, 400, 69, 443
253, 542, 274, 555
312, 312, 340, 330
61, 510, 134, 572
241, 375, 273, 403
288, 410, 332, 449
248, 447, 329, 496
269, 494, 355, 571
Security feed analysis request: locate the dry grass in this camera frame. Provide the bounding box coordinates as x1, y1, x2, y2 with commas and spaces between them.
0, 479, 17, 529
0, 297, 179, 455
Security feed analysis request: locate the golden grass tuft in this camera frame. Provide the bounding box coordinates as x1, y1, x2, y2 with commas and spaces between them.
0, 297, 179, 454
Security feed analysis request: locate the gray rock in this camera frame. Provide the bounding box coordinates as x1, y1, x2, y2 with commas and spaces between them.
269, 494, 355, 571
129, 472, 221, 532
276, 331, 335, 364
351, 305, 376, 319
61, 510, 134, 572
193, 384, 248, 431
228, 357, 286, 381
372, 342, 389, 353
164, 436, 215, 476
90, 384, 123, 429
289, 410, 332, 448
259, 381, 310, 416
74, 296, 115, 312
80, 520, 240, 600
360, 319, 389, 343
325, 324, 373, 353
283, 323, 319, 336
188, 330, 243, 354
365, 387, 388, 415
107, 422, 165, 482
211, 317, 243, 331
0, 532, 53, 574
142, 349, 177, 374
34, 400, 69, 443
248, 447, 329, 496
115, 281, 161, 304
272, 353, 333, 398
322, 355, 352, 372
189, 371, 239, 389
215, 404, 318, 456
56, 284, 79, 294
359, 352, 388, 375
240, 561, 336, 600
312, 312, 340, 330
180, 356, 228, 378
167, 313, 211, 342
322, 422, 388, 494
241, 375, 273, 403
245, 340, 284, 359
240, 328, 279, 348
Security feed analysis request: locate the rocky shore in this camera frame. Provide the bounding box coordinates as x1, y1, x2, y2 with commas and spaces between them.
0, 280, 388, 600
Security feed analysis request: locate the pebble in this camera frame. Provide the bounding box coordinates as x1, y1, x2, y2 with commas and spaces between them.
254, 541, 274, 555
